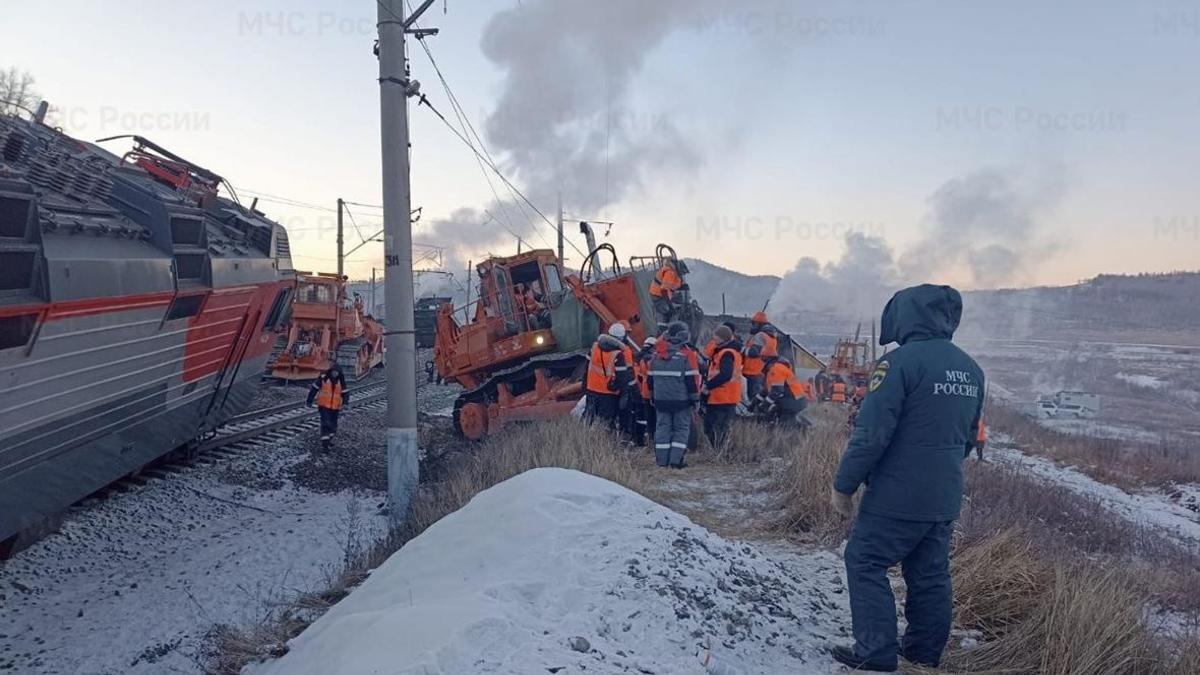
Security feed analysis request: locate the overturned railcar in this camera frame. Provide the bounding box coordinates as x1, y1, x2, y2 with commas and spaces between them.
0, 112, 293, 552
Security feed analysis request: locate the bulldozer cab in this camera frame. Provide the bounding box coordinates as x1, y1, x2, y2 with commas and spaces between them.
474, 249, 563, 334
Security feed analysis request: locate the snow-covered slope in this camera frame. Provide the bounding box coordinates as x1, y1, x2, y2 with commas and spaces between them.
251, 468, 851, 675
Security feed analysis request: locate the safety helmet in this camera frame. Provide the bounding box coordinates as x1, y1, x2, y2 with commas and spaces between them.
752, 311, 768, 324
608, 322, 627, 339
643, 336, 658, 348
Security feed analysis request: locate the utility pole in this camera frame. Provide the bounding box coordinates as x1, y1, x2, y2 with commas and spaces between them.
377, 0, 436, 526
336, 198, 345, 278
556, 192, 564, 265
370, 268, 378, 316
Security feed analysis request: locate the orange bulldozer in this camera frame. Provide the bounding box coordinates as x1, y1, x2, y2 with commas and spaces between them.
270, 273, 385, 382
433, 243, 703, 440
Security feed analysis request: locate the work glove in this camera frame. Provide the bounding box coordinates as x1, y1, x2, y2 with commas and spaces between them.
830, 486, 855, 518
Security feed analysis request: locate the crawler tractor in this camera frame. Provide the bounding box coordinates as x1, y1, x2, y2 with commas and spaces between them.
270, 273, 385, 382
826, 322, 878, 389
434, 243, 702, 440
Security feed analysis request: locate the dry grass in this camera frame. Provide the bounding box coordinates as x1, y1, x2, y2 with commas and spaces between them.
708, 417, 803, 464
949, 527, 1052, 638
767, 404, 853, 544
206, 418, 640, 675
941, 563, 1164, 675
987, 403, 1200, 490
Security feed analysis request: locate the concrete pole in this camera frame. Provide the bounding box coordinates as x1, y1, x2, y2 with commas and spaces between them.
377, 0, 419, 526
336, 198, 345, 278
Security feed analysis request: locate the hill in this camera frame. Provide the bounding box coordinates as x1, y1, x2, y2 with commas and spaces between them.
681, 258, 779, 317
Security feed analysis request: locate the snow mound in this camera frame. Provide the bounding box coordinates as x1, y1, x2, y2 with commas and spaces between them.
250, 468, 849, 675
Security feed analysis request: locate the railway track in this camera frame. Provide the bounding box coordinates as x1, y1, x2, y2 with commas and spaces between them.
2, 375, 435, 558
16, 382, 388, 545
198, 382, 388, 452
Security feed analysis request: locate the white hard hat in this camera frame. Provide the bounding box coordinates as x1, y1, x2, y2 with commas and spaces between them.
643, 336, 658, 348
608, 322, 627, 339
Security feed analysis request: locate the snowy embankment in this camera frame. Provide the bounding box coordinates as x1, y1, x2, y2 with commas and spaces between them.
251, 468, 851, 675
990, 441, 1200, 545
0, 448, 388, 674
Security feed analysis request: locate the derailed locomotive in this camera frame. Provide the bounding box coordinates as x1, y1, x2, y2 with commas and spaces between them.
0, 108, 293, 553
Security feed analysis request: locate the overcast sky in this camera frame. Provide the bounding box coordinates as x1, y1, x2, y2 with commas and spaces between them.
3, 0, 1198, 287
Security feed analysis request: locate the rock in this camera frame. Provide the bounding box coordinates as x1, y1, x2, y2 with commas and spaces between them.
567, 636, 591, 653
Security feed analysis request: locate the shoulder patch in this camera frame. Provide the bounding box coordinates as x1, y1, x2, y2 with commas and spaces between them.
868, 360, 890, 392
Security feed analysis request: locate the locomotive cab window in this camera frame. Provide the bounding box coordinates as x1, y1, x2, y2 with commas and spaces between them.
0, 312, 38, 351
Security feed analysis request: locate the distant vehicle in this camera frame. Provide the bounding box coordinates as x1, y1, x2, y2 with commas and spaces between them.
1035, 390, 1100, 419
415, 295, 451, 348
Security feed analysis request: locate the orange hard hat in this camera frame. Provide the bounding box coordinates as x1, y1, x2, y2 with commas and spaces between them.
752, 311, 768, 324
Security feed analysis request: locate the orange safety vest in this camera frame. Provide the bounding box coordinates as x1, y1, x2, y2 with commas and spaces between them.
315, 378, 343, 410
706, 346, 743, 405
742, 332, 778, 377
765, 361, 803, 399
635, 358, 651, 399
831, 381, 846, 403
649, 266, 682, 299
586, 343, 619, 394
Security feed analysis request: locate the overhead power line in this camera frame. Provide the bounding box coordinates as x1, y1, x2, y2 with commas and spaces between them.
392, 0, 585, 259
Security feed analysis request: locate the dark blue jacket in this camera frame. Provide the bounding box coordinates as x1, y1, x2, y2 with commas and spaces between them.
834, 285, 984, 522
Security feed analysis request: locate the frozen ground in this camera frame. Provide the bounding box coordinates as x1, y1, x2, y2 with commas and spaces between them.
250, 468, 852, 675
0, 376, 464, 675
989, 439, 1200, 545
0, 461, 387, 674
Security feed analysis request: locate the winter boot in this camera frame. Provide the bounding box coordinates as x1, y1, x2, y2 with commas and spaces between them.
829, 645, 896, 672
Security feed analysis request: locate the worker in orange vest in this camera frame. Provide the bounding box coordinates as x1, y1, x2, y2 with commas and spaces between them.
614, 322, 642, 443
743, 312, 779, 402
702, 324, 742, 450
759, 356, 809, 429
307, 363, 349, 451
585, 323, 633, 428
649, 259, 685, 324
831, 376, 847, 404
702, 321, 738, 364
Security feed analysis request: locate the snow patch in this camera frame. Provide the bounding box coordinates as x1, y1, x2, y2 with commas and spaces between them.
1115, 372, 1166, 390
991, 446, 1200, 544
250, 468, 851, 675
